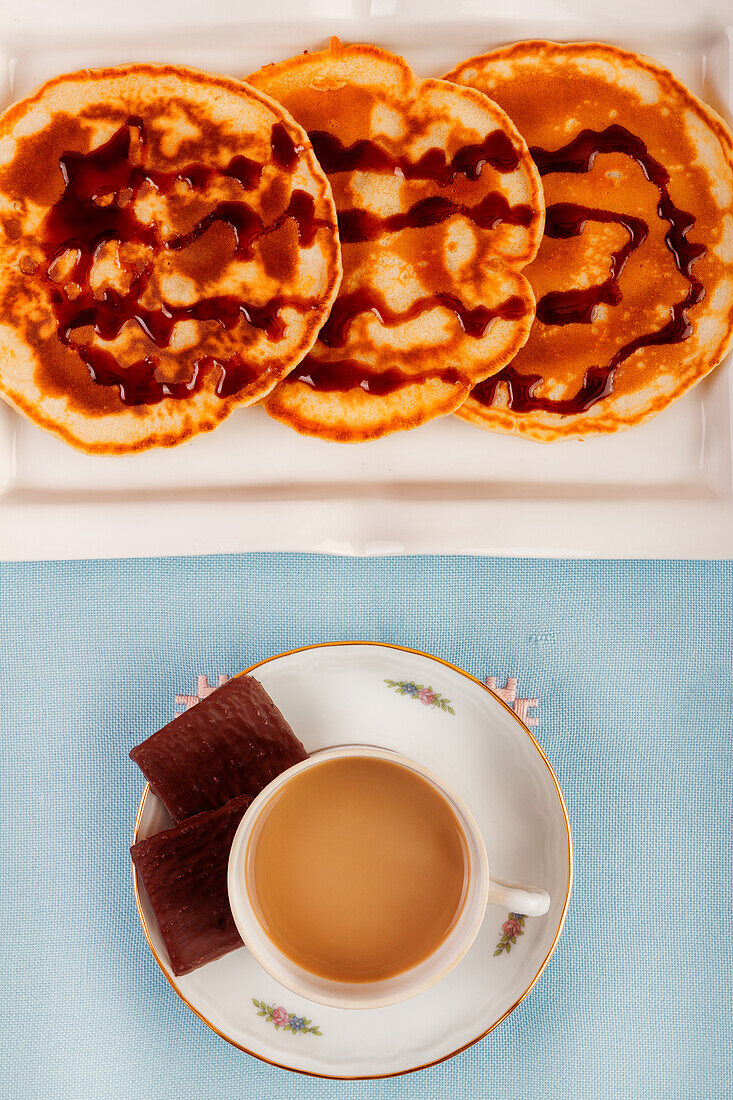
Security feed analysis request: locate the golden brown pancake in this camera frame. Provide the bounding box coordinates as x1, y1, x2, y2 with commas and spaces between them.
0, 64, 341, 454
248, 40, 543, 443
446, 41, 733, 441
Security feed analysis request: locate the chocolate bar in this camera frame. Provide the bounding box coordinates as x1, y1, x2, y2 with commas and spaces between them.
131, 793, 252, 976
130, 675, 307, 822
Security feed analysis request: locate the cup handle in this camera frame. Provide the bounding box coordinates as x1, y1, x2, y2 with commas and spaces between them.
488, 875, 551, 917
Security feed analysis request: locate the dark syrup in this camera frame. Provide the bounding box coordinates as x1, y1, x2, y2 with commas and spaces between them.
319, 290, 526, 348
290, 355, 463, 396
293, 293, 526, 393
291, 129, 532, 395
536, 203, 647, 326
308, 129, 520, 181
337, 193, 533, 244
271, 122, 305, 170
473, 124, 707, 415
40, 118, 326, 405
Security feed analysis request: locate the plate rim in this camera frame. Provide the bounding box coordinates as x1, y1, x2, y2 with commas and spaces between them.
131, 640, 574, 1079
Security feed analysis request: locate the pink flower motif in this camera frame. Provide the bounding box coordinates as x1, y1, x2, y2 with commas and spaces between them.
272, 1006, 289, 1027
502, 918, 522, 939
418, 688, 435, 706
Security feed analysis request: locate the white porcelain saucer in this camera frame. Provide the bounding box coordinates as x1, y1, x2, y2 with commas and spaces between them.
132, 643, 572, 1079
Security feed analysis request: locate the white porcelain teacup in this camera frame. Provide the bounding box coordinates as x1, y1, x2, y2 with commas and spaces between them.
228, 745, 550, 1009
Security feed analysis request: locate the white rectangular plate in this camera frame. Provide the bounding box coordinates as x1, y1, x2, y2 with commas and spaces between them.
0, 0, 731, 559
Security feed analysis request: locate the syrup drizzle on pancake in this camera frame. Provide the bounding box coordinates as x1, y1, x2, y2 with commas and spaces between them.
39, 118, 330, 406
291, 354, 462, 394
473, 124, 707, 415
80, 348, 261, 404
271, 121, 306, 169
296, 294, 526, 394
309, 129, 521, 180
319, 290, 526, 347
536, 203, 647, 325
306, 133, 533, 394
337, 193, 533, 243
57, 290, 311, 346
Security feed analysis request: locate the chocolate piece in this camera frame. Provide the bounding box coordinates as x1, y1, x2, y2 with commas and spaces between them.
131, 794, 252, 976
130, 674, 307, 822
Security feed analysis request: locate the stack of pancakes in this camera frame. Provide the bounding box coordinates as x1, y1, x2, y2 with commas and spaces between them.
0, 39, 731, 451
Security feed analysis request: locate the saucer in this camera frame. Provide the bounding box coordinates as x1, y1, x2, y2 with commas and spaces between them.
132, 642, 572, 1078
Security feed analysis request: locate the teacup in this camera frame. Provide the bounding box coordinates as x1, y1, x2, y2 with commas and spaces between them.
228, 745, 550, 1009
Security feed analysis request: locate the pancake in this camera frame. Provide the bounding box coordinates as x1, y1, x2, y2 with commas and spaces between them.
0, 64, 341, 453
445, 41, 733, 441
248, 40, 543, 442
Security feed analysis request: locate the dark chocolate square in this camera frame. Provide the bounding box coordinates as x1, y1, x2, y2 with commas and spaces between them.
130, 674, 307, 822
131, 793, 253, 976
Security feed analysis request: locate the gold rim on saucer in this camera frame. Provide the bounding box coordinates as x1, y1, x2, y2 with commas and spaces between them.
131, 640, 574, 1080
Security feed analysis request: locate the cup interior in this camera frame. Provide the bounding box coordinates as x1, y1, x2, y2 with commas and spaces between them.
227, 744, 489, 1009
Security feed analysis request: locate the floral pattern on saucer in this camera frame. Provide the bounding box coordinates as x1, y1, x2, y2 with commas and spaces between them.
493, 913, 526, 956
252, 999, 322, 1035
384, 679, 455, 714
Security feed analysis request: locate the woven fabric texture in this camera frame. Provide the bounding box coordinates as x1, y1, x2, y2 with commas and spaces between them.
1, 555, 731, 1100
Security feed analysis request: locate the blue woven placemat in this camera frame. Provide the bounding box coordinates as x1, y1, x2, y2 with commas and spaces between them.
1, 555, 730, 1100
